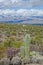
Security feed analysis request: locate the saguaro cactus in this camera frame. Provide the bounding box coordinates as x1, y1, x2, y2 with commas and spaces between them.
24, 34, 31, 58
20, 34, 31, 59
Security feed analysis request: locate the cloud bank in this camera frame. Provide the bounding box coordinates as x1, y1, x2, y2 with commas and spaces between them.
0, 0, 43, 9
0, 0, 43, 23
0, 9, 43, 24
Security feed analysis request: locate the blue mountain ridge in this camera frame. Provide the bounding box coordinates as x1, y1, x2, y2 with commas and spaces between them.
0, 16, 43, 24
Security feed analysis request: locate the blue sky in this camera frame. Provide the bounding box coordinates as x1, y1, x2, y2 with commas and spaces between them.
0, 0, 43, 24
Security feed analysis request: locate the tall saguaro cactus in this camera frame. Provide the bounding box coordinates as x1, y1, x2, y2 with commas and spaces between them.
24, 34, 31, 58
20, 34, 31, 59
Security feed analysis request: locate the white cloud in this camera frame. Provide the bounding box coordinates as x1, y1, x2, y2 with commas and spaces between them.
0, 0, 43, 23
0, 9, 43, 22
11, 0, 21, 3
0, 0, 4, 2
0, 0, 43, 9
0, 9, 43, 17
29, 0, 43, 7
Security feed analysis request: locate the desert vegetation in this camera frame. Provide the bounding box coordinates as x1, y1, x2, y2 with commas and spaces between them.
0, 24, 43, 65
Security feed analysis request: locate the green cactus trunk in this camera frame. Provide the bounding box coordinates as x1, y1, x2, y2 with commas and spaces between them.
24, 34, 30, 58
20, 46, 25, 58
20, 34, 31, 59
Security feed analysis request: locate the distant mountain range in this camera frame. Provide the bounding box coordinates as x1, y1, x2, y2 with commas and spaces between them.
0, 16, 43, 24
31, 16, 43, 19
